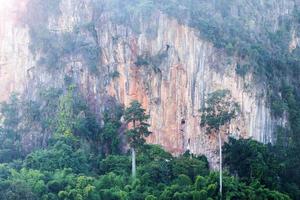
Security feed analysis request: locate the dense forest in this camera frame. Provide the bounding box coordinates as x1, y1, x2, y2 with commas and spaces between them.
0, 86, 298, 199
0, 0, 300, 199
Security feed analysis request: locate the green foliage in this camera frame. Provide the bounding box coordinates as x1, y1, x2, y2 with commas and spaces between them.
0, 137, 292, 200
101, 106, 123, 155
110, 71, 120, 79
0, 94, 23, 163
25, 0, 61, 70
124, 101, 151, 149
25, 0, 101, 73
137, 144, 172, 163
80, 45, 101, 74
56, 86, 101, 142
56, 86, 78, 136
24, 135, 91, 174
124, 100, 152, 178
200, 90, 239, 132
106, 0, 156, 33
0, 90, 294, 199
0, 94, 21, 128
223, 137, 300, 199
172, 156, 209, 181
223, 138, 280, 189
99, 155, 131, 175
135, 56, 150, 66
148, 1, 300, 150
173, 174, 193, 187
270, 94, 288, 117
268, 85, 300, 199
145, 195, 157, 200
37, 88, 63, 131
155, 0, 300, 88
236, 63, 250, 78
135, 50, 168, 73
3, 2, 300, 198
281, 85, 300, 143
57, 175, 97, 200
159, 171, 291, 200
103, 0, 300, 135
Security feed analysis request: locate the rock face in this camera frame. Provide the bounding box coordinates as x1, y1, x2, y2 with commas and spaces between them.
0, 0, 32, 102
0, 0, 295, 166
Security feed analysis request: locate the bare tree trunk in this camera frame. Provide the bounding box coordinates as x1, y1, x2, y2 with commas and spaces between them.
218, 131, 222, 200
131, 147, 136, 178
131, 119, 137, 178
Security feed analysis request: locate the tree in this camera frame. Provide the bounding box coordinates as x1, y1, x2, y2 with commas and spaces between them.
0, 94, 23, 162
24, 135, 90, 174
56, 85, 101, 142
124, 100, 152, 178
101, 106, 123, 156
200, 90, 239, 199
56, 85, 78, 136
171, 155, 209, 181
99, 155, 131, 175
223, 138, 281, 188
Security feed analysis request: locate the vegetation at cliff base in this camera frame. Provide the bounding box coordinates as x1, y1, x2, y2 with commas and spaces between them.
0, 0, 298, 199
0, 92, 297, 199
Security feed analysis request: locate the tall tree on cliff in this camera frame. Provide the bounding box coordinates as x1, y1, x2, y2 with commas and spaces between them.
124, 100, 152, 178
200, 89, 239, 199
0, 94, 22, 162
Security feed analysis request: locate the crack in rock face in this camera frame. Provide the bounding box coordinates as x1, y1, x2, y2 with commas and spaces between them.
0, 0, 293, 168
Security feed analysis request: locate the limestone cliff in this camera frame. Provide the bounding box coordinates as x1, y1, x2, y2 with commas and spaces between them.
0, 0, 297, 166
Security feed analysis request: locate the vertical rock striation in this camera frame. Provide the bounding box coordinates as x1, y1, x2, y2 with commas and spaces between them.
0, 0, 296, 166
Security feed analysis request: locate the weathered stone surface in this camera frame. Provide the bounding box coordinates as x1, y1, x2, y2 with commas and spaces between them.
0, 0, 294, 167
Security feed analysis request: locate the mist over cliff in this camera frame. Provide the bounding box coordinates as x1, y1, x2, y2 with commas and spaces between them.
1, 0, 298, 165
0, 0, 300, 199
